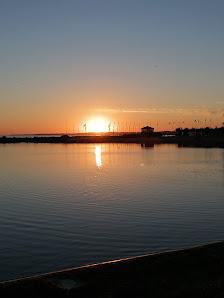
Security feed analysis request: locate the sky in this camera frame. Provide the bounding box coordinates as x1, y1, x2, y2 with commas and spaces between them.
1, 0, 224, 134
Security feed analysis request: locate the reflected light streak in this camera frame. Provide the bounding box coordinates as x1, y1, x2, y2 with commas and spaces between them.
95, 146, 102, 168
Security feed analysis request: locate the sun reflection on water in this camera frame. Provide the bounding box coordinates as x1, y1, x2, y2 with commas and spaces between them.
95, 146, 102, 168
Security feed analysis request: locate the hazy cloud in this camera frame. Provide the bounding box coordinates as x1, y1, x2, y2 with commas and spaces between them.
95, 107, 223, 115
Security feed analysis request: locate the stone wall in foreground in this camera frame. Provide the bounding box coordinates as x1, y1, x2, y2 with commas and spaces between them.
1, 241, 224, 297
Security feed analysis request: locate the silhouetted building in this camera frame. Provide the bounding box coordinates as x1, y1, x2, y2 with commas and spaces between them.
141, 126, 154, 134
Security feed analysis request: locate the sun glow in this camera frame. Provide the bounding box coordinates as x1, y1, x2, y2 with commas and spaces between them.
87, 119, 107, 133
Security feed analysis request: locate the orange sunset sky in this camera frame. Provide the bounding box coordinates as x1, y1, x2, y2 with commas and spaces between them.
1, 1, 224, 135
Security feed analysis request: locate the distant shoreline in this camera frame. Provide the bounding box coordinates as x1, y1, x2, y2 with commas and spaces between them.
1, 135, 224, 148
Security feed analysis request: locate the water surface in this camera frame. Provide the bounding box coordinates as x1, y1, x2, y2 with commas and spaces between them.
0, 143, 223, 281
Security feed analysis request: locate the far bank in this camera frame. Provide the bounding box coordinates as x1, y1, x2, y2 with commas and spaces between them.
1, 134, 224, 148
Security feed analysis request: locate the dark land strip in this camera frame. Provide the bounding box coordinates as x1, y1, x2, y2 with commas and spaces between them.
1, 135, 224, 147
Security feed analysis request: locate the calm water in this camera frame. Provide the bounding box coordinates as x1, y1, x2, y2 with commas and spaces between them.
0, 143, 223, 282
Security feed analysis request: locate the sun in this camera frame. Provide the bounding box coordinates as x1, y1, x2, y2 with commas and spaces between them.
88, 119, 106, 133
82, 115, 113, 133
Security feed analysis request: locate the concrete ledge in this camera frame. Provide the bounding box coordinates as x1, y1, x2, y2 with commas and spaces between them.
1, 241, 224, 297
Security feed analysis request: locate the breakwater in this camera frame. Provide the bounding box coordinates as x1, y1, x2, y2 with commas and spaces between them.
1, 241, 224, 297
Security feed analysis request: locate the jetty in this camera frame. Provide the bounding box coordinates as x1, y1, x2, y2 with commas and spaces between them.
1, 241, 224, 297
